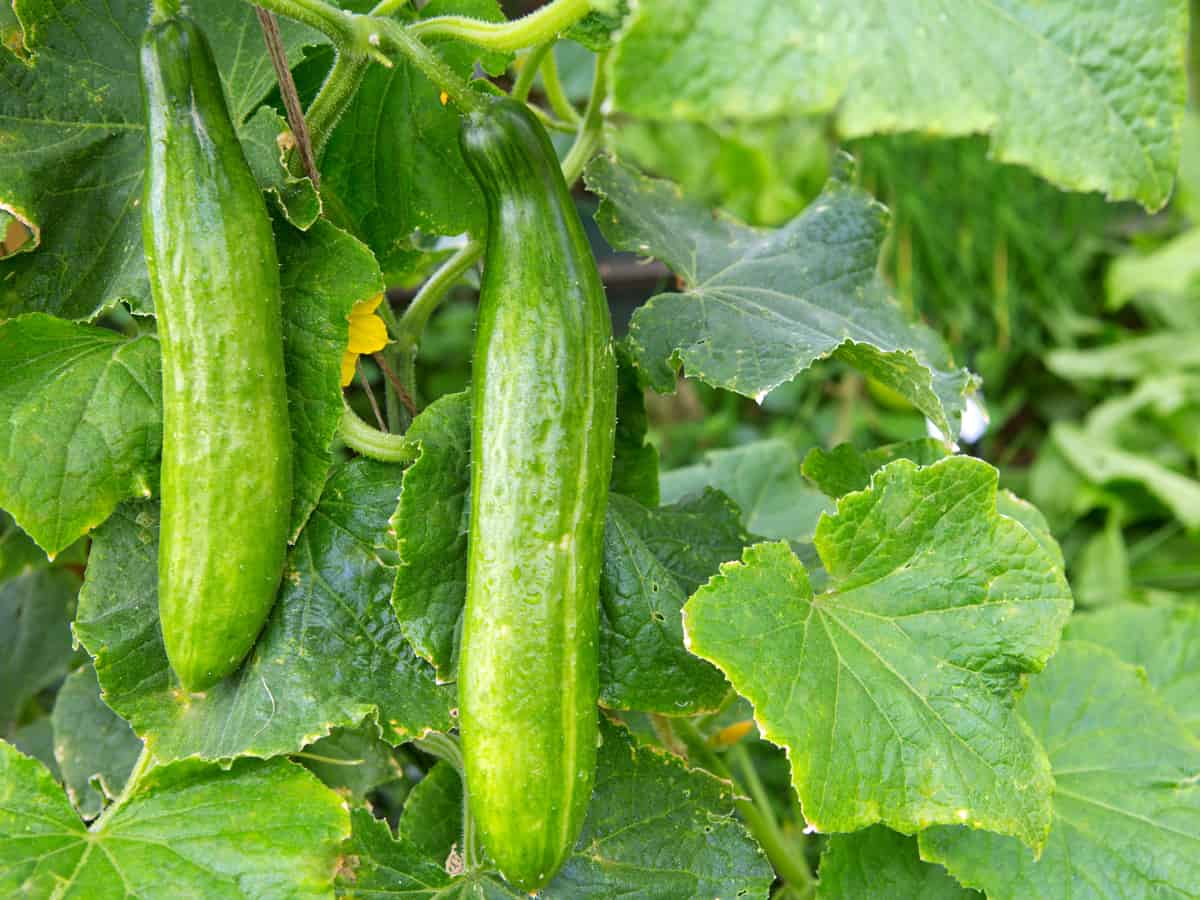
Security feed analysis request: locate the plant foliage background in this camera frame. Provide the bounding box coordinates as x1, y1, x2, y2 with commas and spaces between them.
1, 0, 1199, 897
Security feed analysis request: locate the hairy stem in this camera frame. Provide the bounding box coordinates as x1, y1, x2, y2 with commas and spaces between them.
409, 0, 592, 51
511, 42, 552, 102
560, 50, 608, 185
395, 239, 484, 351
249, 0, 358, 47
304, 50, 371, 160
540, 46, 580, 124
339, 403, 418, 462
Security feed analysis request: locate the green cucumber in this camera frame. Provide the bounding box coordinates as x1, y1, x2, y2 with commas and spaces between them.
141, 15, 292, 692
459, 98, 617, 891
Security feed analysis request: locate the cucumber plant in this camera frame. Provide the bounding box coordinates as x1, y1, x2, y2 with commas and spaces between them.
0, 1, 1194, 898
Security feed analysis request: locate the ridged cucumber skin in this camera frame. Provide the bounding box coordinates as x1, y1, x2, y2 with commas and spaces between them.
459, 98, 617, 891
141, 17, 291, 692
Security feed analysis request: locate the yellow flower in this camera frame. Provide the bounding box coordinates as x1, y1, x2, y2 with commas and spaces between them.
341, 293, 390, 386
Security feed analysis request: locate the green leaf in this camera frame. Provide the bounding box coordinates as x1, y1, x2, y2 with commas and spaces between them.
0, 567, 78, 732
993, 490, 1064, 573
339, 720, 774, 897
609, 0, 1187, 211
683, 456, 1073, 847
1070, 512, 1133, 607
8, 717, 58, 779
50, 664, 140, 819
73, 459, 453, 763
391, 392, 473, 682
341, 809, 463, 898
585, 156, 976, 440
802, 440, 949, 499
1065, 603, 1200, 736
660, 438, 833, 542
396, 760, 463, 864
564, 0, 629, 51
0, 510, 47, 584
0, 0, 321, 320
277, 218, 384, 539
242, 108, 322, 229
600, 490, 745, 713
319, 0, 510, 259
297, 725, 405, 801
920, 642, 1200, 899
0, 741, 349, 897
0, 315, 160, 556
610, 342, 660, 507
817, 827, 979, 899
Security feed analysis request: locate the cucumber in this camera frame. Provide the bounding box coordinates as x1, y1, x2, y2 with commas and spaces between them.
458, 98, 617, 890
141, 15, 292, 692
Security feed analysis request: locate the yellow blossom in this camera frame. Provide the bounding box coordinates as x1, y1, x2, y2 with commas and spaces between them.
341, 293, 389, 386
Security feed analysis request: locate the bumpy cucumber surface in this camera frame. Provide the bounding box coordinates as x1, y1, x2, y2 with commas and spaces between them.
459, 98, 617, 891
141, 16, 291, 692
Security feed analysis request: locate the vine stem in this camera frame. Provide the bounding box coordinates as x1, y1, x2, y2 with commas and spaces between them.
304, 50, 370, 161
248, 0, 367, 52
339, 403, 417, 462
417, 732, 483, 871
409, 0, 593, 51
560, 49, 608, 185
369, 0, 410, 14
395, 239, 485, 352
510, 42, 552, 102
672, 719, 815, 893
90, 745, 155, 832
540, 46, 580, 124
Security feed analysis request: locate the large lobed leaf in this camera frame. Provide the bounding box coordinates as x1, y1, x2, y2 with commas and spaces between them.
74, 459, 453, 763
609, 0, 1187, 211
586, 156, 976, 441
339, 720, 774, 897
0, 315, 160, 556
0, 740, 348, 897
683, 456, 1073, 847
921, 642, 1200, 898
0, 0, 320, 320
